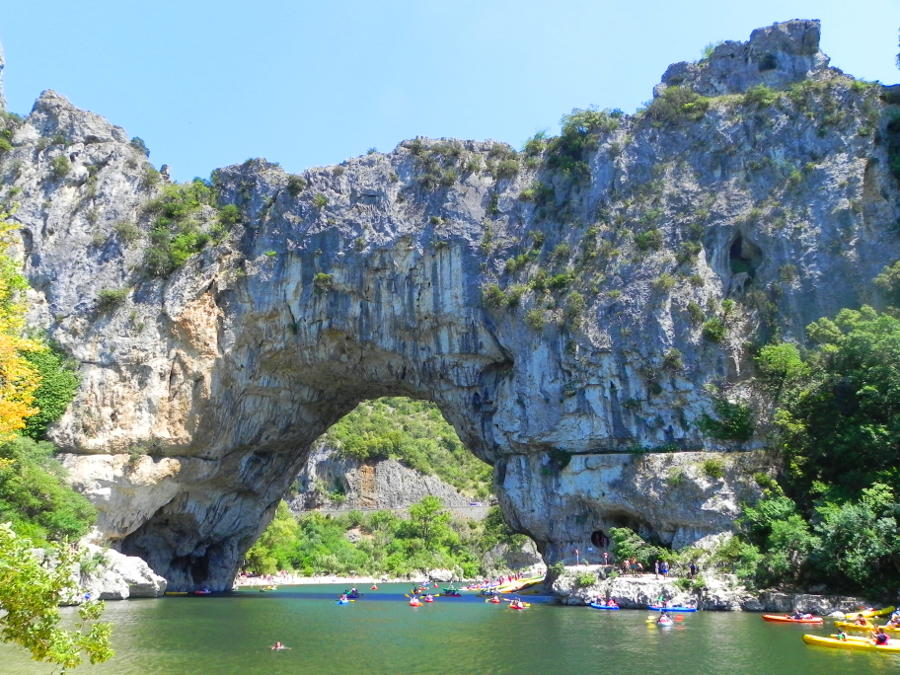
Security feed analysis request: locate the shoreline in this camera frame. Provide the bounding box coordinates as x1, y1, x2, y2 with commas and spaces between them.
235, 574, 420, 588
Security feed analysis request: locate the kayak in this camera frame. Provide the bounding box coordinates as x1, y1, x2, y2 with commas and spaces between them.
337, 599, 350, 605
191, 589, 212, 596
409, 600, 422, 607
845, 606, 895, 620
487, 597, 501, 604
495, 575, 544, 593
835, 620, 900, 634
590, 603, 621, 610
762, 614, 823, 624
509, 604, 527, 610
164, 591, 188, 596
803, 634, 900, 654
648, 605, 697, 612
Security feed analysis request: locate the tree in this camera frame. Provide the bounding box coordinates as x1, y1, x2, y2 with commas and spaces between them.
0, 216, 41, 440
407, 496, 453, 548
777, 306, 900, 496
242, 501, 298, 575
0, 522, 113, 669
811, 483, 899, 593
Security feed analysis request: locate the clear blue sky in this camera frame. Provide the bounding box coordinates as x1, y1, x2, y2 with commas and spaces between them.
3, 1, 897, 181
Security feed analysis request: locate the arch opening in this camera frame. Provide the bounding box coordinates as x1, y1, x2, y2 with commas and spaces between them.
237, 396, 539, 584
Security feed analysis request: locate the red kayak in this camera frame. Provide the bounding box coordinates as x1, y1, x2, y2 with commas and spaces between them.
762, 614, 823, 624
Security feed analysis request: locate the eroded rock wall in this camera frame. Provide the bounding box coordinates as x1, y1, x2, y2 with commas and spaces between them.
1, 20, 897, 589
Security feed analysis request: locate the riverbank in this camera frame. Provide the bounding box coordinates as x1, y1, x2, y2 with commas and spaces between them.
551, 565, 880, 615
236, 573, 395, 588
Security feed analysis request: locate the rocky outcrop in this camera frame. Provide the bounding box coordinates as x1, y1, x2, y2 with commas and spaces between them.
656, 20, 829, 98
290, 441, 472, 511
552, 566, 871, 613
78, 544, 168, 600
1, 21, 897, 590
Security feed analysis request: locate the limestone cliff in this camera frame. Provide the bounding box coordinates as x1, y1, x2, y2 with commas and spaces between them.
1, 20, 897, 590
290, 441, 475, 512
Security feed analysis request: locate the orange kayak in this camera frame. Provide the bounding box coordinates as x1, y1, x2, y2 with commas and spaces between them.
762, 614, 824, 624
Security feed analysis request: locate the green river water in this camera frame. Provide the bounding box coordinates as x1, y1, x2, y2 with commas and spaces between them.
1, 584, 897, 674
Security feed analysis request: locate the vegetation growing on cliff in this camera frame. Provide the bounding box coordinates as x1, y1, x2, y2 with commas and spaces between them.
718, 304, 899, 594
143, 179, 241, 276
322, 397, 492, 499
0, 213, 110, 666
243, 498, 524, 578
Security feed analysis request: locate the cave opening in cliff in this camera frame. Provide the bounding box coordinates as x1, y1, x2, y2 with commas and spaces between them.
728, 232, 763, 278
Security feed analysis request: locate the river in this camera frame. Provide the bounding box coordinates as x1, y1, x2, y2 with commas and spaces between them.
1, 584, 896, 674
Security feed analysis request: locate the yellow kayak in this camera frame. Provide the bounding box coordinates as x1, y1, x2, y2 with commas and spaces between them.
835, 621, 900, 634
803, 634, 900, 654
844, 606, 895, 620
495, 576, 544, 593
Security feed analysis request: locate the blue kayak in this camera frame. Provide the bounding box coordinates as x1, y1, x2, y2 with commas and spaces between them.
589, 603, 620, 610
648, 605, 697, 612
337, 599, 350, 605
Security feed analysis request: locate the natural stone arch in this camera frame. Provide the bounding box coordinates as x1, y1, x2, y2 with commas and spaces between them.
6, 19, 895, 591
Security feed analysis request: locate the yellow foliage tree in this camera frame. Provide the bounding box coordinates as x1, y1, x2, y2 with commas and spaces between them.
0, 212, 41, 440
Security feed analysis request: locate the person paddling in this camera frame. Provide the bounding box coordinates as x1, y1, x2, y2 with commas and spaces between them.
270, 641, 290, 651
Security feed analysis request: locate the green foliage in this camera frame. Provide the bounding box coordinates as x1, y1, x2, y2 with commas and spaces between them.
0, 437, 96, 543
662, 348, 683, 372
313, 272, 333, 291
634, 228, 663, 251
218, 203, 241, 228
481, 283, 507, 309
312, 193, 328, 209
492, 159, 519, 180
755, 342, 807, 392
575, 571, 597, 588
702, 458, 725, 479
96, 288, 129, 312
701, 317, 726, 342
646, 86, 710, 124
725, 306, 900, 594
0, 523, 113, 669
609, 527, 661, 568
743, 85, 779, 107
286, 175, 306, 196
322, 397, 492, 498
143, 180, 220, 276
810, 483, 899, 592
50, 155, 70, 179
686, 301, 704, 324
113, 220, 141, 244
545, 107, 619, 180
564, 291, 585, 323
243, 497, 514, 579
777, 306, 900, 496
21, 346, 79, 440
129, 137, 149, 156
525, 309, 545, 330
874, 260, 900, 307
698, 398, 754, 441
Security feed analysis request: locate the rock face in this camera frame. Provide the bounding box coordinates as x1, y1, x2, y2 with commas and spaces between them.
1, 20, 897, 590
656, 20, 829, 98
78, 544, 168, 600
552, 566, 870, 613
0, 41, 5, 110
290, 441, 473, 512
